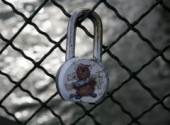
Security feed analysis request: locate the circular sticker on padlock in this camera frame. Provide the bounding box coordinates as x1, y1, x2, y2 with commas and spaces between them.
57, 58, 109, 103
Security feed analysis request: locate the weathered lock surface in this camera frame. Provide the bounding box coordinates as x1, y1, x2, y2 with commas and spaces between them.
56, 9, 109, 104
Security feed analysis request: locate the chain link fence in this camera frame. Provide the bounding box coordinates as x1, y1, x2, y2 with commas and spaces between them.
0, 0, 170, 125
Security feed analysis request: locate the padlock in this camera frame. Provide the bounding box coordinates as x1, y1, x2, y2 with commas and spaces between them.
56, 9, 109, 104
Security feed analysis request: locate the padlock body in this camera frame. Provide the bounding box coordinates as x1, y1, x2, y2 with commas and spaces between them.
56, 58, 109, 104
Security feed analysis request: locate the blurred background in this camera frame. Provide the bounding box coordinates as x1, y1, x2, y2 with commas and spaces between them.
0, 0, 170, 125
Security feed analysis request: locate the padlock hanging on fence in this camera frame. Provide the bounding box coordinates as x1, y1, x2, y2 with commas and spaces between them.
56, 9, 109, 104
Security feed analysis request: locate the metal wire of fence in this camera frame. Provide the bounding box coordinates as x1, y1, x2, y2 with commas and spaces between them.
0, 0, 170, 125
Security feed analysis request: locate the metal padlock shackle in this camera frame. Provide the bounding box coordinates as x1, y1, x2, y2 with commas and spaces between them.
66, 9, 103, 62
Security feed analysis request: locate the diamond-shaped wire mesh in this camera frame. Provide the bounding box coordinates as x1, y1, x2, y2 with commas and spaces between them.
0, 0, 170, 125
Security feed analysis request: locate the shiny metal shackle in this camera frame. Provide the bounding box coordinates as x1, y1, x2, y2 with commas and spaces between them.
66, 9, 103, 62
